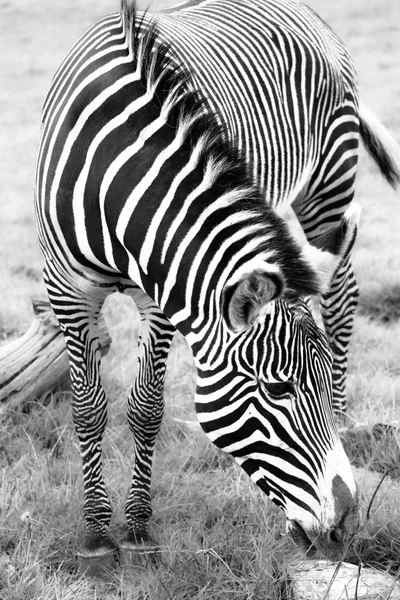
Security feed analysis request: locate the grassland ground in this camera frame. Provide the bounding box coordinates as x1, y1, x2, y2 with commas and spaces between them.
1, 0, 400, 598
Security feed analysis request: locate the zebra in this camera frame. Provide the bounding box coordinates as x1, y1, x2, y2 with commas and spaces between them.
34, 1, 365, 575
132, 0, 400, 414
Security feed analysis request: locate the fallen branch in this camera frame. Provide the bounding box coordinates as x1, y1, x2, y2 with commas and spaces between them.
0, 299, 111, 415
289, 560, 400, 600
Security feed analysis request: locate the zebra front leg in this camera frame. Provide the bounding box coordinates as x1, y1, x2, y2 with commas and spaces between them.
46, 275, 117, 575
320, 255, 359, 415
73, 381, 117, 575
121, 294, 175, 566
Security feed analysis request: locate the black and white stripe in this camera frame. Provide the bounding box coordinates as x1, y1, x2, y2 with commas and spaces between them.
131, 0, 400, 413
35, 0, 362, 565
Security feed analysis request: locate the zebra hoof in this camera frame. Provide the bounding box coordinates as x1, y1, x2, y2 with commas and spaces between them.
120, 533, 160, 568
77, 547, 118, 577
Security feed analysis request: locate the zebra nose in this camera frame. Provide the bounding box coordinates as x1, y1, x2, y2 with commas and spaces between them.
321, 474, 359, 557
332, 474, 354, 508
310, 520, 353, 560
328, 525, 344, 544
331, 474, 359, 531
287, 473, 359, 560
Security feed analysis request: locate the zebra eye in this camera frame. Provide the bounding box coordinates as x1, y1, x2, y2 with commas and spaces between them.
263, 381, 296, 398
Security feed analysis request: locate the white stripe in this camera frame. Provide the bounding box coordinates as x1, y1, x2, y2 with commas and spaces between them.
159, 155, 223, 265
98, 114, 167, 269
47, 68, 140, 273
73, 88, 155, 270
138, 136, 206, 274
182, 222, 272, 332
159, 180, 243, 310
115, 119, 191, 246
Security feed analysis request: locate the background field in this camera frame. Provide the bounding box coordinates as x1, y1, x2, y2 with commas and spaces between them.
0, 0, 399, 598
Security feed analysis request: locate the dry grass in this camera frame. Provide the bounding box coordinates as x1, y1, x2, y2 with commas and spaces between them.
1, 0, 399, 598
347, 468, 400, 576
0, 364, 294, 599
1, 297, 399, 598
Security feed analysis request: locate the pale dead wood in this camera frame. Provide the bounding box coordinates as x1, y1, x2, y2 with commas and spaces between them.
0, 299, 111, 414
289, 560, 400, 600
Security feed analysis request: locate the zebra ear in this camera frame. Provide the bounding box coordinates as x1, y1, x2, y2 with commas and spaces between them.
301, 202, 361, 294
224, 270, 282, 332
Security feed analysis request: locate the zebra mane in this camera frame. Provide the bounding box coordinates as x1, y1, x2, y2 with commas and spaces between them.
120, 0, 322, 299
121, 0, 260, 199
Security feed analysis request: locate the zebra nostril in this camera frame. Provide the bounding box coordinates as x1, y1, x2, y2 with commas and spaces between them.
328, 526, 343, 544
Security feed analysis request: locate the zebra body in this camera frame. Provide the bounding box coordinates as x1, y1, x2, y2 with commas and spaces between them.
34, 0, 400, 572
132, 0, 399, 411
149, 0, 359, 213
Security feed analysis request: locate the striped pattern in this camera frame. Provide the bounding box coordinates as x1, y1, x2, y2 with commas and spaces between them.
196, 299, 336, 515
34, 0, 359, 561
151, 0, 359, 217
136, 0, 361, 411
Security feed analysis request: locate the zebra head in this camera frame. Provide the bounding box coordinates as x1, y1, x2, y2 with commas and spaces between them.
194, 204, 360, 561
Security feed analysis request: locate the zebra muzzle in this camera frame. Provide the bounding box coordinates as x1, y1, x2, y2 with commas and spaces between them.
287, 519, 354, 561
287, 475, 359, 561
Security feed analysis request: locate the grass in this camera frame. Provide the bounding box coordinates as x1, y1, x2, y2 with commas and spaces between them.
0, 360, 294, 599
1, 297, 400, 599
1, 0, 400, 598
358, 283, 400, 324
